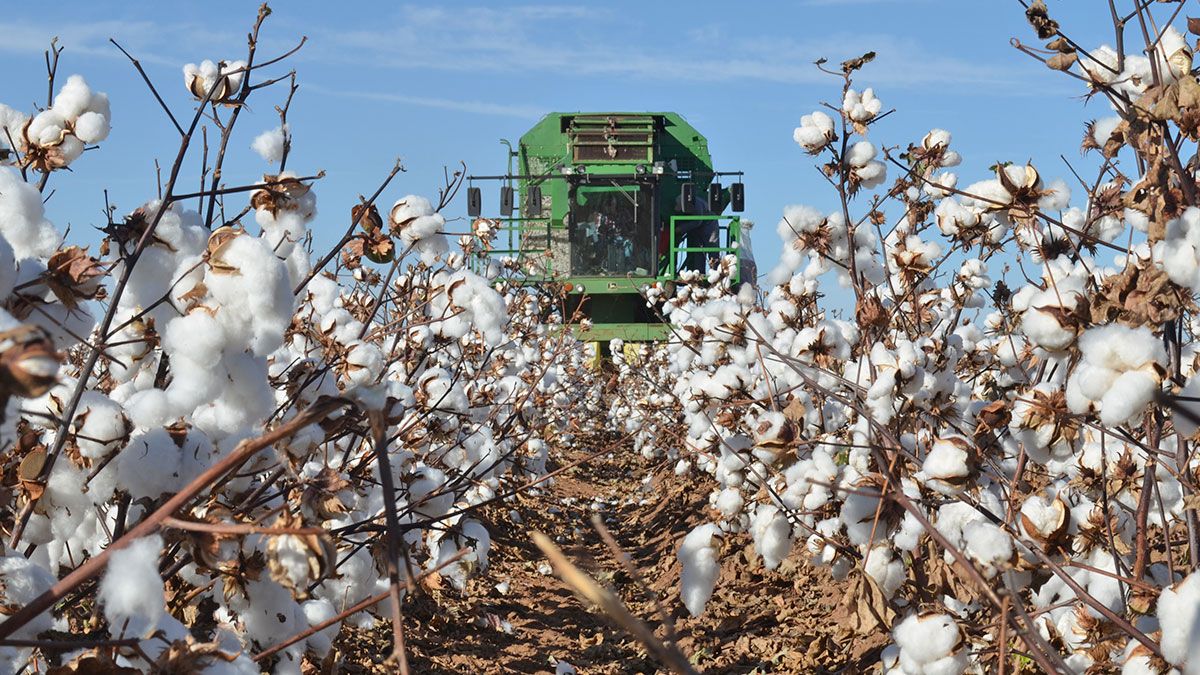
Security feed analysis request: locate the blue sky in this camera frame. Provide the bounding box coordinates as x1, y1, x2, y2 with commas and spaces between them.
2, 1, 1122, 278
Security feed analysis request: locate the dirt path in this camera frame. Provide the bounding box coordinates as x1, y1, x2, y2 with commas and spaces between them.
332, 436, 884, 674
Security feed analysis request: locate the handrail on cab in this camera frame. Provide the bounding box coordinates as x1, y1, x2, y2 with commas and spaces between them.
666, 214, 741, 283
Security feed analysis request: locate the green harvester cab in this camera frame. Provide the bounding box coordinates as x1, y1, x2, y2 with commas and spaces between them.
468, 112, 746, 343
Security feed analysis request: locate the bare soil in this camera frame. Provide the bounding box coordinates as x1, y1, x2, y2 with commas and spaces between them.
325, 436, 885, 674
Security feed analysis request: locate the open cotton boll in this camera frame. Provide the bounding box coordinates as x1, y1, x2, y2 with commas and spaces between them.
0, 552, 57, 638
0, 104, 29, 160
962, 521, 1011, 578
0, 167, 61, 259
921, 436, 972, 495
1067, 324, 1165, 425
793, 111, 835, 153
892, 613, 968, 675
846, 140, 877, 168
1159, 571, 1200, 671
205, 234, 293, 355
182, 59, 247, 100
389, 195, 445, 246
1091, 116, 1122, 149
164, 310, 227, 367
98, 534, 165, 636
843, 88, 882, 123
678, 523, 720, 616
73, 111, 110, 144
55, 135, 85, 164
252, 126, 287, 164
27, 109, 68, 147
1098, 369, 1160, 427
116, 428, 189, 499
51, 75, 95, 120
751, 503, 792, 570
72, 392, 130, 459
1176, 374, 1200, 438
864, 545, 905, 599
0, 235, 16, 299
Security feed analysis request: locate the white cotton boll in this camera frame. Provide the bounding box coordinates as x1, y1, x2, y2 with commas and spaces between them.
962, 521, 1011, 578
1021, 307, 1077, 352
0, 553, 56, 639
1155, 26, 1191, 81
0, 167, 62, 259
678, 523, 720, 617
1080, 45, 1120, 84
843, 88, 882, 123
921, 437, 970, 495
714, 487, 744, 517
1120, 653, 1161, 675
73, 110, 110, 144
73, 392, 129, 459
301, 598, 338, 656
0, 104, 29, 158
98, 535, 165, 637
252, 126, 287, 164
1069, 324, 1165, 422
864, 545, 905, 599
846, 140, 877, 168
343, 340, 385, 388
0, 235, 16, 299
793, 111, 835, 153
1176, 374, 1200, 438
751, 504, 792, 570
27, 109, 67, 147
1038, 178, 1070, 211
389, 195, 445, 246
924, 171, 957, 199
205, 235, 293, 355
893, 613, 967, 675
856, 160, 887, 189
51, 75, 94, 120
116, 429, 187, 499
1158, 571, 1200, 670
164, 311, 227, 367
1098, 369, 1159, 426
55, 135, 85, 164
124, 388, 174, 429
1092, 116, 1121, 149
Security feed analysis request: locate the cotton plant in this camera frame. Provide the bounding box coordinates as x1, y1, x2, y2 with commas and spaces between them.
0, 74, 110, 173
606, 7, 1200, 670
0, 17, 603, 675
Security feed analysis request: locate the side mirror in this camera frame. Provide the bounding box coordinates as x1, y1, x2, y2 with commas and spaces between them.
467, 187, 482, 217
680, 183, 694, 213
730, 182, 745, 212
527, 185, 543, 217
708, 182, 722, 213
500, 186, 514, 217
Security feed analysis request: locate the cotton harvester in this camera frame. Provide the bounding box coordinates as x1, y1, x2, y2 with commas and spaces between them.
467, 113, 748, 346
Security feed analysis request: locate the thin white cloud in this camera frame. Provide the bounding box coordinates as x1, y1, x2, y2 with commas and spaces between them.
309, 4, 1024, 90
305, 83, 543, 119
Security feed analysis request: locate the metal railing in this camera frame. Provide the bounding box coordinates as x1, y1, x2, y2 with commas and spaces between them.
471, 216, 556, 278
664, 214, 742, 282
